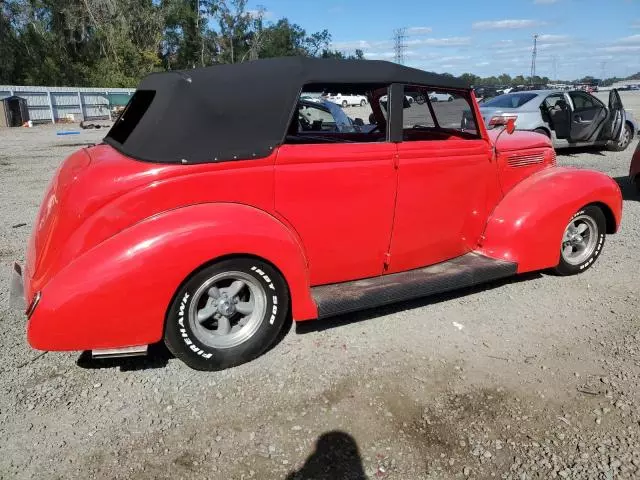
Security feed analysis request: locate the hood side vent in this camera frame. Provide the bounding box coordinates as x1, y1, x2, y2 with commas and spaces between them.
507, 152, 545, 168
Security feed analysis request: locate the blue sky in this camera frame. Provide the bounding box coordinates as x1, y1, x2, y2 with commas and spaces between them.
247, 0, 640, 80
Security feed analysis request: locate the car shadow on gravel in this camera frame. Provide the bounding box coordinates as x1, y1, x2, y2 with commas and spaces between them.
613, 176, 639, 202
296, 272, 543, 334
75, 342, 173, 371
284, 431, 366, 480
555, 146, 607, 157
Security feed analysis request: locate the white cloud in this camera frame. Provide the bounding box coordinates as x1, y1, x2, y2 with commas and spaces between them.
633, 20, 640, 29
473, 19, 544, 30
534, 0, 559, 4
616, 34, 640, 45
438, 55, 471, 62
537, 34, 571, 44
247, 9, 274, 19
408, 37, 472, 47
407, 26, 433, 35
597, 45, 640, 53
475, 61, 491, 67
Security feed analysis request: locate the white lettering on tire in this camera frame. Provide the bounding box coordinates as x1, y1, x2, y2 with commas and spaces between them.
177, 291, 213, 359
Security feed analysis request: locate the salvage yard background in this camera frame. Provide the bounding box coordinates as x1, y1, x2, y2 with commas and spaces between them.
0, 91, 639, 479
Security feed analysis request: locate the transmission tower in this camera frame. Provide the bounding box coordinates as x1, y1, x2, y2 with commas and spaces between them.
530, 34, 538, 83
393, 28, 407, 65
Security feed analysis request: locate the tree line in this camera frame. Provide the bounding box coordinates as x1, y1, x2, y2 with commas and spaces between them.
0, 0, 363, 87
1, 1, 637, 88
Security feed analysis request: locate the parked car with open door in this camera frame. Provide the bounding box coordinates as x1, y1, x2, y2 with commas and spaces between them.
473, 89, 636, 151
10, 58, 623, 371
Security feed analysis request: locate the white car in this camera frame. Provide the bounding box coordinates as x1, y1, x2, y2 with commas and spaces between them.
429, 92, 453, 102
323, 93, 368, 108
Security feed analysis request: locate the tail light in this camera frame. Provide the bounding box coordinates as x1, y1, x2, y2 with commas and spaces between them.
489, 115, 518, 127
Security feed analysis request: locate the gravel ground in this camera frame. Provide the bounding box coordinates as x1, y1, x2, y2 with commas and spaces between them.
1, 97, 639, 480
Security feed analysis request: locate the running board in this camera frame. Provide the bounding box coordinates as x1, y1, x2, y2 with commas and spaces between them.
92, 345, 148, 359
311, 253, 517, 319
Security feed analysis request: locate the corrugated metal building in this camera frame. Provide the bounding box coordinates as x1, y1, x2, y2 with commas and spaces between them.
0, 86, 134, 124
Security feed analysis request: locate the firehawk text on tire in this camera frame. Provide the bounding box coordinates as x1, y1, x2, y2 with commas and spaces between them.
164, 258, 289, 371
553, 205, 606, 276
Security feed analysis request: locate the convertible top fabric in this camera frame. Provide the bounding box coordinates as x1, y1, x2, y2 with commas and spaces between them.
104, 57, 468, 163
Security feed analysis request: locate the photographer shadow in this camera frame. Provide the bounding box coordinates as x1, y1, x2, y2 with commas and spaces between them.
285, 431, 366, 480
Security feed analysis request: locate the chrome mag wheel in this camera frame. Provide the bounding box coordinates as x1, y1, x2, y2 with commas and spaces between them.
188, 271, 267, 349
561, 214, 598, 266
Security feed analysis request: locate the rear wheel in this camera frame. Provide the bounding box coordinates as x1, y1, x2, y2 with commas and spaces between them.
608, 123, 632, 152
360, 99, 366, 106
342, 100, 348, 108
553, 206, 606, 276
164, 258, 289, 370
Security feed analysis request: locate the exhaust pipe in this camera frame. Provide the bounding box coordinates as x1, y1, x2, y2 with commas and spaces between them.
92, 345, 148, 359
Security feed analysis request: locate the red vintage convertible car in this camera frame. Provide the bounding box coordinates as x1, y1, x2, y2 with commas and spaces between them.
11, 58, 623, 370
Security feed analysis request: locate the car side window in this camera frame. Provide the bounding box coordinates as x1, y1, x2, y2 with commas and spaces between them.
284, 84, 390, 145
543, 94, 565, 109
569, 92, 601, 110
402, 85, 479, 140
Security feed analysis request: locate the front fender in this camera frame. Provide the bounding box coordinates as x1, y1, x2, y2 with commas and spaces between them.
478, 167, 622, 273
27, 203, 316, 351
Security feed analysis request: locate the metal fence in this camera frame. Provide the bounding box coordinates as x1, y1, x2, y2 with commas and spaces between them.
0, 85, 134, 124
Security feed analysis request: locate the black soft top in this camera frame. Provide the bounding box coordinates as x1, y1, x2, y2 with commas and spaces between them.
104, 57, 468, 164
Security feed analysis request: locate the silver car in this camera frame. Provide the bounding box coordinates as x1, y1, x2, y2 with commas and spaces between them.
476, 90, 637, 151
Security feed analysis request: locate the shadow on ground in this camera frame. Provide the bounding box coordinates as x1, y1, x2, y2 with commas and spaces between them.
556, 146, 607, 157
297, 271, 543, 334
76, 342, 173, 371
285, 431, 366, 480
614, 176, 639, 202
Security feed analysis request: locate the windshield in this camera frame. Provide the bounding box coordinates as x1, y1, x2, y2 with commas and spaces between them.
482, 93, 538, 108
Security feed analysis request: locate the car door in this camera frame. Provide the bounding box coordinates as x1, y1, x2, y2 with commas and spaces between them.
275, 99, 397, 286
602, 89, 626, 142
387, 85, 502, 274
566, 91, 608, 142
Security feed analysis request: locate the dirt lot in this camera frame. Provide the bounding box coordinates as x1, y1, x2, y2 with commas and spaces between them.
1, 93, 639, 480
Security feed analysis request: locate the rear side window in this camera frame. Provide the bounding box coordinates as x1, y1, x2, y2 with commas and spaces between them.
107, 90, 156, 144
482, 93, 537, 108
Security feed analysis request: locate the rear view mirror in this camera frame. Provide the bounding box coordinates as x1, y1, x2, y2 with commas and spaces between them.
505, 118, 516, 135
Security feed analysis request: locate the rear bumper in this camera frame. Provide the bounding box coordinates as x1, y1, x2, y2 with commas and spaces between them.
9, 263, 25, 312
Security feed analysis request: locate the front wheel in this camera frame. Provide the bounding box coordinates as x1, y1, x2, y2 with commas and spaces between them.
608, 123, 632, 152
342, 100, 348, 108
553, 205, 606, 276
164, 258, 289, 370
360, 99, 366, 106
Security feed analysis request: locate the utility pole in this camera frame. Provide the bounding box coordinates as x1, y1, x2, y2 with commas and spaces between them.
530, 34, 538, 83
393, 28, 407, 65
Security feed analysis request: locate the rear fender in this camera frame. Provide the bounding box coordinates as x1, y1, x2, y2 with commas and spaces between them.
478, 167, 622, 273
27, 203, 315, 351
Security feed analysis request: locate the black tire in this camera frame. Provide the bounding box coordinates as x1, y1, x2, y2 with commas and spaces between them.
342, 100, 348, 108
164, 258, 289, 371
533, 128, 551, 138
553, 205, 606, 276
447, 96, 453, 102
607, 123, 633, 152
360, 99, 366, 106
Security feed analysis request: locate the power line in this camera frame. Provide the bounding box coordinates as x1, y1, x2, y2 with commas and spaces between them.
393, 28, 407, 65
